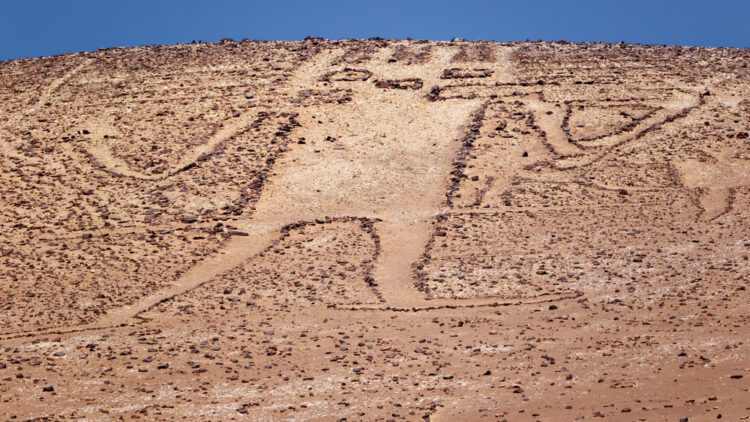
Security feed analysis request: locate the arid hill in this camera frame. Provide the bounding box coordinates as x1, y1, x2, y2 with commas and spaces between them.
1, 39, 749, 421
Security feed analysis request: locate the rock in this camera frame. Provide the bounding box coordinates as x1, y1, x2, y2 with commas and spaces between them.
228, 230, 249, 236
182, 215, 198, 224
42, 385, 54, 392
374, 78, 423, 90
426, 85, 441, 101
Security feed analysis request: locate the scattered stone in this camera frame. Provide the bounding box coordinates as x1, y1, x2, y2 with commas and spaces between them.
374, 78, 423, 90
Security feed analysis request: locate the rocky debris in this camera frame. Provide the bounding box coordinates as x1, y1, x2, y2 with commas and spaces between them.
425, 81, 492, 101
320, 67, 372, 82
388, 44, 432, 64
330, 39, 387, 65
181, 215, 198, 224
441, 68, 494, 79
451, 44, 496, 62
374, 78, 423, 90
445, 101, 490, 206
426, 85, 442, 102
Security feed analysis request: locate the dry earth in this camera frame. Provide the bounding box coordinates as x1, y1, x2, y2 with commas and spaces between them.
1, 39, 749, 421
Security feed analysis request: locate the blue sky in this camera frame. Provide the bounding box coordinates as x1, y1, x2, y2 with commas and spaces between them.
1, 0, 748, 60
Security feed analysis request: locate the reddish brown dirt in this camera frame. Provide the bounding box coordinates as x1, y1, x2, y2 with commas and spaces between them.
1, 39, 749, 421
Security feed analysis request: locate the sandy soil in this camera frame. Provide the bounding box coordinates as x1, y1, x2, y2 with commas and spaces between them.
0, 39, 749, 421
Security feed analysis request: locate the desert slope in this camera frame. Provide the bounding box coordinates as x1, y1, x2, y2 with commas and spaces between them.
0, 39, 749, 421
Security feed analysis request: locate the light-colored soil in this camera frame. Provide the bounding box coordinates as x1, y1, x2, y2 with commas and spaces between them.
1, 39, 749, 421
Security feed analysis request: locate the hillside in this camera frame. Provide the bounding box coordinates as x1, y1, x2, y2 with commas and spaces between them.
1, 39, 749, 420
